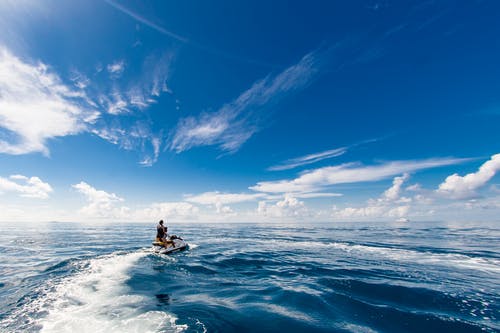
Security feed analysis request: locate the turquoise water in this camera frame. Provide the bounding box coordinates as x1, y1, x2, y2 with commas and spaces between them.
0, 222, 498, 332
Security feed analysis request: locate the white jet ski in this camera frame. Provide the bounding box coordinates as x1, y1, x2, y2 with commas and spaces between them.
152, 237, 188, 254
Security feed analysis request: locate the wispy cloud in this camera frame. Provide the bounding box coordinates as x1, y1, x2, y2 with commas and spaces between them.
104, 0, 189, 44
0, 174, 53, 199
251, 157, 470, 194
99, 90, 129, 115
88, 52, 174, 165
104, 0, 276, 68
92, 122, 164, 166
69, 69, 90, 89
107, 59, 125, 78
170, 49, 325, 153
269, 147, 348, 171
185, 191, 266, 205
437, 154, 500, 199
138, 134, 162, 167
0, 45, 175, 165
268, 138, 381, 171
0, 47, 98, 155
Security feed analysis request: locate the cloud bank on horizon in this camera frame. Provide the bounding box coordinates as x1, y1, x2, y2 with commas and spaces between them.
1, 0, 500, 222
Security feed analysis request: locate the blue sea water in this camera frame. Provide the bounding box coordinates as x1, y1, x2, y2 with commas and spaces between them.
0, 221, 498, 333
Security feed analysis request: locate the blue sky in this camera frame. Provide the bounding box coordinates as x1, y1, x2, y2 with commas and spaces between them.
0, 0, 499, 223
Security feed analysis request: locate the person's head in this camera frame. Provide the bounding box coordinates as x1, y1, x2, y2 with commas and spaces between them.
159, 220, 164, 225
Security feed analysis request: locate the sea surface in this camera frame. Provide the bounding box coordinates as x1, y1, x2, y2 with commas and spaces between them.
0, 221, 498, 333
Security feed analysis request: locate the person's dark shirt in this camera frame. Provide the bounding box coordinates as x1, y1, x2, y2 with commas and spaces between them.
157, 224, 165, 239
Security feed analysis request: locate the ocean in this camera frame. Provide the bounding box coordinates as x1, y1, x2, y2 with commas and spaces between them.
0, 221, 498, 333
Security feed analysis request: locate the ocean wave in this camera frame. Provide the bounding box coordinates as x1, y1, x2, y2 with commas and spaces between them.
236, 238, 500, 274
1, 251, 187, 333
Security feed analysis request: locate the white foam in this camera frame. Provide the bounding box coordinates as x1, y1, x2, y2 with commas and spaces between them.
246, 238, 500, 274
30, 251, 187, 333
258, 303, 315, 323
327, 242, 500, 274
340, 322, 380, 333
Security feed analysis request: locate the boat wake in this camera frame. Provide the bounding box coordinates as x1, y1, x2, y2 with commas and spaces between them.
1, 251, 187, 333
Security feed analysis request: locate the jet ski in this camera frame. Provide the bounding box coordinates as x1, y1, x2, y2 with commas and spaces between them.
152, 237, 188, 254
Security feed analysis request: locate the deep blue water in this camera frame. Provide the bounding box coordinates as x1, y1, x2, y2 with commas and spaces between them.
0, 221, 498, 333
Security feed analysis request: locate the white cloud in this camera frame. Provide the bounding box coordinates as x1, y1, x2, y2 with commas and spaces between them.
69, 70, 90, 89
170, 50, 322, 153
134, 202, 199, 220
332, 174, 412, 220
72, 181, 199, 221
382, 173, 409, 201
251, 157, 468, 194
0, 174, 53, 199
99, 91, 129, 115
437, 154, 500, 199
491, 184, 500, 194
185, 191, 265, 214
105, 0, 189, 44
333, 205, 388, 219
268, 147, 348, 171
107, 59, 125, 77
72, 181, 125, 217
406, 183, 422, 192
124, 52, 173, 110
463, 197, 500, 210
293, 192, 343, 199
268, 138, 381, 171
0, 47, 98, 155
257, 195, 310, 218
185, 191, 265, 205
90, 52, 174, 165
92, 122, 164, 167
139, 135, 162, 167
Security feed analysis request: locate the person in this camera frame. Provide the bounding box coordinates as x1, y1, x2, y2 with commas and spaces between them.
156, 220, 174, 247
156, 220, 166, 242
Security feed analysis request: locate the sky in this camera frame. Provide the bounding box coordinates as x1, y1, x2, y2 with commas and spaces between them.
0, 0, 500, 223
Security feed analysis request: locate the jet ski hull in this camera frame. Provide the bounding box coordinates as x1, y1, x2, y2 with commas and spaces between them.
152, 239, 188, 254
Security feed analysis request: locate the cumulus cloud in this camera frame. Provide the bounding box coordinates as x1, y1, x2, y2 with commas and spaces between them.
437, 154, 500, 199
382, 173, 410, 201
185, 191, 266, 214
134, 202, 199, 220
332, 174, 412, 220
169, 49, 324, 153
257, 195, 310, 218
72, 181, 200, 220
72, 181, 125, 217
251, 157, 468, 194
0, 47, 98, 155
0, 174, 53, 199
